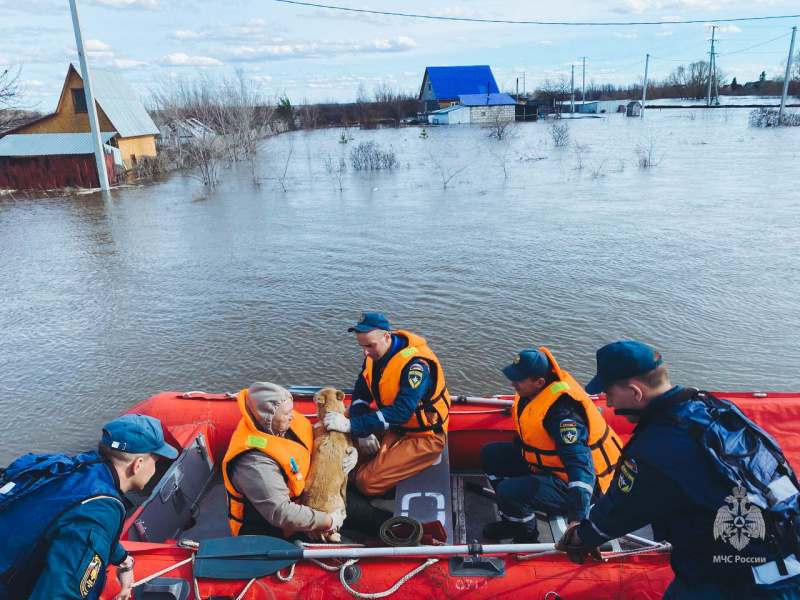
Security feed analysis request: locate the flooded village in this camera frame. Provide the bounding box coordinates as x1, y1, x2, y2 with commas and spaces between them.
1, 2, 800, 599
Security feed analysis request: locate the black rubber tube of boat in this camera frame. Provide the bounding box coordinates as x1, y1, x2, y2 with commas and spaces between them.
379, 516, 424, 546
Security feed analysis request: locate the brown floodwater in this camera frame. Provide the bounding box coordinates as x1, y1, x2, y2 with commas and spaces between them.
1, 109, 799, 464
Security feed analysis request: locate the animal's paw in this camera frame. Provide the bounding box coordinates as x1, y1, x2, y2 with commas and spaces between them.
328, 532, 342, 543
307, 530, 323, 542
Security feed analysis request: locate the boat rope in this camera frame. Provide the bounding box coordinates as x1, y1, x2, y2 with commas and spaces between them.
275, 551, 439, 598
131, 540, 199, 589
276, 563, 296, 581
338, 558, 439, 599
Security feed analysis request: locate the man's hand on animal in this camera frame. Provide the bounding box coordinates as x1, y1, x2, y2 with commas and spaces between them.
328, 507, 346, 532
324, 412, 351, 433
555, 522, 602, 565
342, 446, 358, 475
358, 434, 380, 456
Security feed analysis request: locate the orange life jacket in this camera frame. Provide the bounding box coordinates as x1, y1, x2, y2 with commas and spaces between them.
362, 330, 450, 436
222, 388, 313, 536
511, 347, 623, 492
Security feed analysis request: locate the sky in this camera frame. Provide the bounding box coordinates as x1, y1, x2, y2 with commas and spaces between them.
1, 0, 797, 111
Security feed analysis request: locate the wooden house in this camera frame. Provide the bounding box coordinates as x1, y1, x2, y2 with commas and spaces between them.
2, 64, 158, 169
0, 132, 119, 189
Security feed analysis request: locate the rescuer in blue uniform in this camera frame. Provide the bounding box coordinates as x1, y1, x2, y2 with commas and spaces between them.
557, 341, 800, 600
0, 414, 178, 600
324, 313, 449, 496
480, 347, 621, 544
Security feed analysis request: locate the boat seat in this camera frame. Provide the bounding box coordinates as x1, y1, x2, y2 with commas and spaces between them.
394, 442, 454, 543
128, 431, 215, 544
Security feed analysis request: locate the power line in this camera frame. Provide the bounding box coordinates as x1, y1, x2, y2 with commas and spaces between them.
722, 32, 791, 56
274, 1, 800, 26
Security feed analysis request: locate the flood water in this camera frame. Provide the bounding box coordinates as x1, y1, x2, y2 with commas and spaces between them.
1, 107, 799, 464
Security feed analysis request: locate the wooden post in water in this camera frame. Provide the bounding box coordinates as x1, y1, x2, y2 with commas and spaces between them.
779, 27, 797, 125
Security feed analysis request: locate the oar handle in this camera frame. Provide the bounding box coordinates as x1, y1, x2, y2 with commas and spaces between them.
304, 543, 554, 560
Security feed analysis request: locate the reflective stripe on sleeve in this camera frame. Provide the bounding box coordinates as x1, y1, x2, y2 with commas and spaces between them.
376, 411, 389, 430
351, 399, 369, 407
498, 510, 536, 523
568, 481, 594, 493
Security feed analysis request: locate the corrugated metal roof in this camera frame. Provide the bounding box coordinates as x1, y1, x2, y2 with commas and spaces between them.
0, 132, 117, 156
425, 66, 499, 100
458, 93, 517, 106
79, 66, 159, 138
430, 105, 469, 114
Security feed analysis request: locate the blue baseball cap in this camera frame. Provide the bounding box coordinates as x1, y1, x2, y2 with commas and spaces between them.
502, 348, 550, 382
585, 341, 663, 395
101, 414, 179, 459
348, 312, 391, 333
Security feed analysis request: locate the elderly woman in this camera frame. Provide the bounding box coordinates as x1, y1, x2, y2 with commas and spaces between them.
222, 382, 356, 538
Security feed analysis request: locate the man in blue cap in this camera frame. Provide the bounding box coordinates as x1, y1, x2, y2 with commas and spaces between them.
557, 341, 800, 599
479, 346, 622, 544
323, 313, 451, 496
0, 414, 178, 600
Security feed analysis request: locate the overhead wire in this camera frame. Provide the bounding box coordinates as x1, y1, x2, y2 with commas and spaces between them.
274, 1, 800, 26
721, 32, 792, 56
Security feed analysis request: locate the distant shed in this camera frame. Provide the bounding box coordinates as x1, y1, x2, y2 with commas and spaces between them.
0, 132, 118, 189
627, 101, 642, 117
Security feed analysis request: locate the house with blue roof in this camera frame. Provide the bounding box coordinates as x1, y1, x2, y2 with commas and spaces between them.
419, 65, 501, 113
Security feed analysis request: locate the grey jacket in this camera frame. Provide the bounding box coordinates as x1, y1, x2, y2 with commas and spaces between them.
230, 450, 328, 532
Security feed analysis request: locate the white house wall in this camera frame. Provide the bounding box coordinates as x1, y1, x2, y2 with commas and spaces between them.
469, 105, 515, 125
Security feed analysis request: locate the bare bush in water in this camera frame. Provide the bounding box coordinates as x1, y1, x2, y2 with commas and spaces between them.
323, 151, 347, 192
486, 114, 516, 140
427, 151, 474, 189
749, 108, 800, 127
572, 141, 590, 170
636, 136, 663, 168
350, 141, 398, 170
549, 123, 571, 147
149, 68, 274, 186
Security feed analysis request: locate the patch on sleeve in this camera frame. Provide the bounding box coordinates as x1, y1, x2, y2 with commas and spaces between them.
617, 458, 637, 493
79, 553, 103, 598
407, 363, 425, 389
559, 419, 578, 444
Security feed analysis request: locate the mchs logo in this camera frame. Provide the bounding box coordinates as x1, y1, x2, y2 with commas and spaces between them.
712, 483, 768, 565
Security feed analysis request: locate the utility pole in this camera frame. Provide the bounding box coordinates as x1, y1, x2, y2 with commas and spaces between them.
68, 0, 109, 191
779, 26, 797, 124
570, 65, 575, 115
523, 72, 526, 96
516, 77, 519, 100
641, 53, 649, 119
581, 57, 586, 102
706, 26, 717, 107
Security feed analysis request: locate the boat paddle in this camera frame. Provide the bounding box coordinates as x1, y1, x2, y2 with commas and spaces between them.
193, 536, 554, 579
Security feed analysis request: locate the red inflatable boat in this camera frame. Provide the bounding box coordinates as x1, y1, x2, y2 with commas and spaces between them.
99, 388, 800, 600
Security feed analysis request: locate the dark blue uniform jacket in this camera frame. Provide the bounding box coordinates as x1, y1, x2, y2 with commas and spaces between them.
349, 334, 433, 438
578, 386, 800, 587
